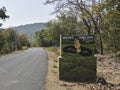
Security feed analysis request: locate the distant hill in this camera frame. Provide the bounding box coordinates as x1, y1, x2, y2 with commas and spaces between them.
12, 23, 46, 37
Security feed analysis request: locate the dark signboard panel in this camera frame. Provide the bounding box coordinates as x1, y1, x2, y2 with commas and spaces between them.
62, 35, 94, 58
59, 35, 96, 82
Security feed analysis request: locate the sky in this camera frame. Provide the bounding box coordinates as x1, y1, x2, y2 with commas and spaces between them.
0, 0, 56, 28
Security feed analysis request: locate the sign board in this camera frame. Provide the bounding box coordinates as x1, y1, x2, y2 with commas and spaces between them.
61, 35, 94, 57
59, 35, 96, 82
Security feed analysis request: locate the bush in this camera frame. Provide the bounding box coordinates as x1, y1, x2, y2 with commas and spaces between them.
0, 45, 11, 55
21, 46, 28, 50
59, 57, 96, 82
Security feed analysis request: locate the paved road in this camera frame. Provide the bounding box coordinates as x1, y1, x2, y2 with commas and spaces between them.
0, 48, 48, 90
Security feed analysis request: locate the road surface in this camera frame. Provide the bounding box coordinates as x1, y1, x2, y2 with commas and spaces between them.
0, 48, 48, 90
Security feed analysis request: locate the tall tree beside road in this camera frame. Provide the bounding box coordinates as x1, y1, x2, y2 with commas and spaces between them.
0, 6, 9, 26
45, 0, 105, 54
18, 34, 30, 49
97, 0, 120, 55
34, 30, 53, 47
45, 0, 120, 55
45, 0, 102, 35
33, 11, 79, 46
0, 28, 30, 55
0, 31, 5, 51
0, 5, 9, 54
0, 7, 9, 19
2, 28, 19, 53
46, 12, 78, 45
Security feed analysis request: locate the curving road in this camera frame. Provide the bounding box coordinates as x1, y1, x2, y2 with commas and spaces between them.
0, 48, 48, 90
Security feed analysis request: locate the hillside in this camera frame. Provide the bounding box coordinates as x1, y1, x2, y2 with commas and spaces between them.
12, 23, 46, 37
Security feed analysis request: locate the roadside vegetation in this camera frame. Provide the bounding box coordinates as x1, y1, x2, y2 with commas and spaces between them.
45, 47, 60, 55
43, 0, 120, 90
0, 28, 30, 55
0, 0, 119, 89
0, 1, 119, 57
45, 50, 120, 90
34, 0, 120, 58
0, 6, 30, 55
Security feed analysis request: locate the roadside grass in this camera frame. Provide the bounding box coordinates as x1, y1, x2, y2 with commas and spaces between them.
44, 47, 60, 55
0, 47, 29, 57
21, 46, 28, 50
44, 47, 52, 51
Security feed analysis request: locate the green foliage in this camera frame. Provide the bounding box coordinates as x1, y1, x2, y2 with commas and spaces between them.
45, 0, 120, 54
0, 7, 9, 27
44, 11, 81, 46
21, 46, 28, 50
0, 31, 5, 51
102, 30, 120, 53
2, 28, 18, 52
33, 11, 87, 47
59, 57, 96, 82
0, 28, 30, 55
91, 0, 120, 54
18, 34, 30, 49
44, 47, 60, 55
0, 44, 10, 54
95, 0, 120, 54
0, 7, 9, 20
33, 30, 53, 47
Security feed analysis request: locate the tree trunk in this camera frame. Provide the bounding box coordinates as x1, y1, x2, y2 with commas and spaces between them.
82, 18, 91, 35
99, 33, 103, 55
113, 30, 118, 61
95, 27, 103, 55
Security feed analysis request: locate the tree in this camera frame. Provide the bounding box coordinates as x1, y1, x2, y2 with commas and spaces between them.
0, 7, 9, 20
34, 29, 53, 47
0, 27, 30, 54
0, 31, 5, 52
0, 7, 9, 26
0, 6, 9, 54
18, 34, 30, 49
45, 11, 78, 45
34, 30, 44, 47
45, 0, 105, 54
45, 0, 102, 34
2, 28, 18, 52
98, 0, 120, 55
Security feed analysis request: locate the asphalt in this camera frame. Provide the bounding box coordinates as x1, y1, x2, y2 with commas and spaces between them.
0, 48, 48, 90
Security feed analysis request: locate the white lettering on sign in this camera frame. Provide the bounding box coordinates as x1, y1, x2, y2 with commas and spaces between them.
63, 36, 74, 39
87, 36, 94, 39
86, 36, 94, 43
78, 36, 86, 41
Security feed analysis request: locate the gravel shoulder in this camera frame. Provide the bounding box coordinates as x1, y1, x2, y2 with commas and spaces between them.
45, 51, 120, 90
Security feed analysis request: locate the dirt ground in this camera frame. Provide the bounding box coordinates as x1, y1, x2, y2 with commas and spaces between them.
44, 51, 120, 90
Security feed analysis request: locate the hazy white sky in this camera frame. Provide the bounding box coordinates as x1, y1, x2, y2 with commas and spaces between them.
0, 0, 56, 28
